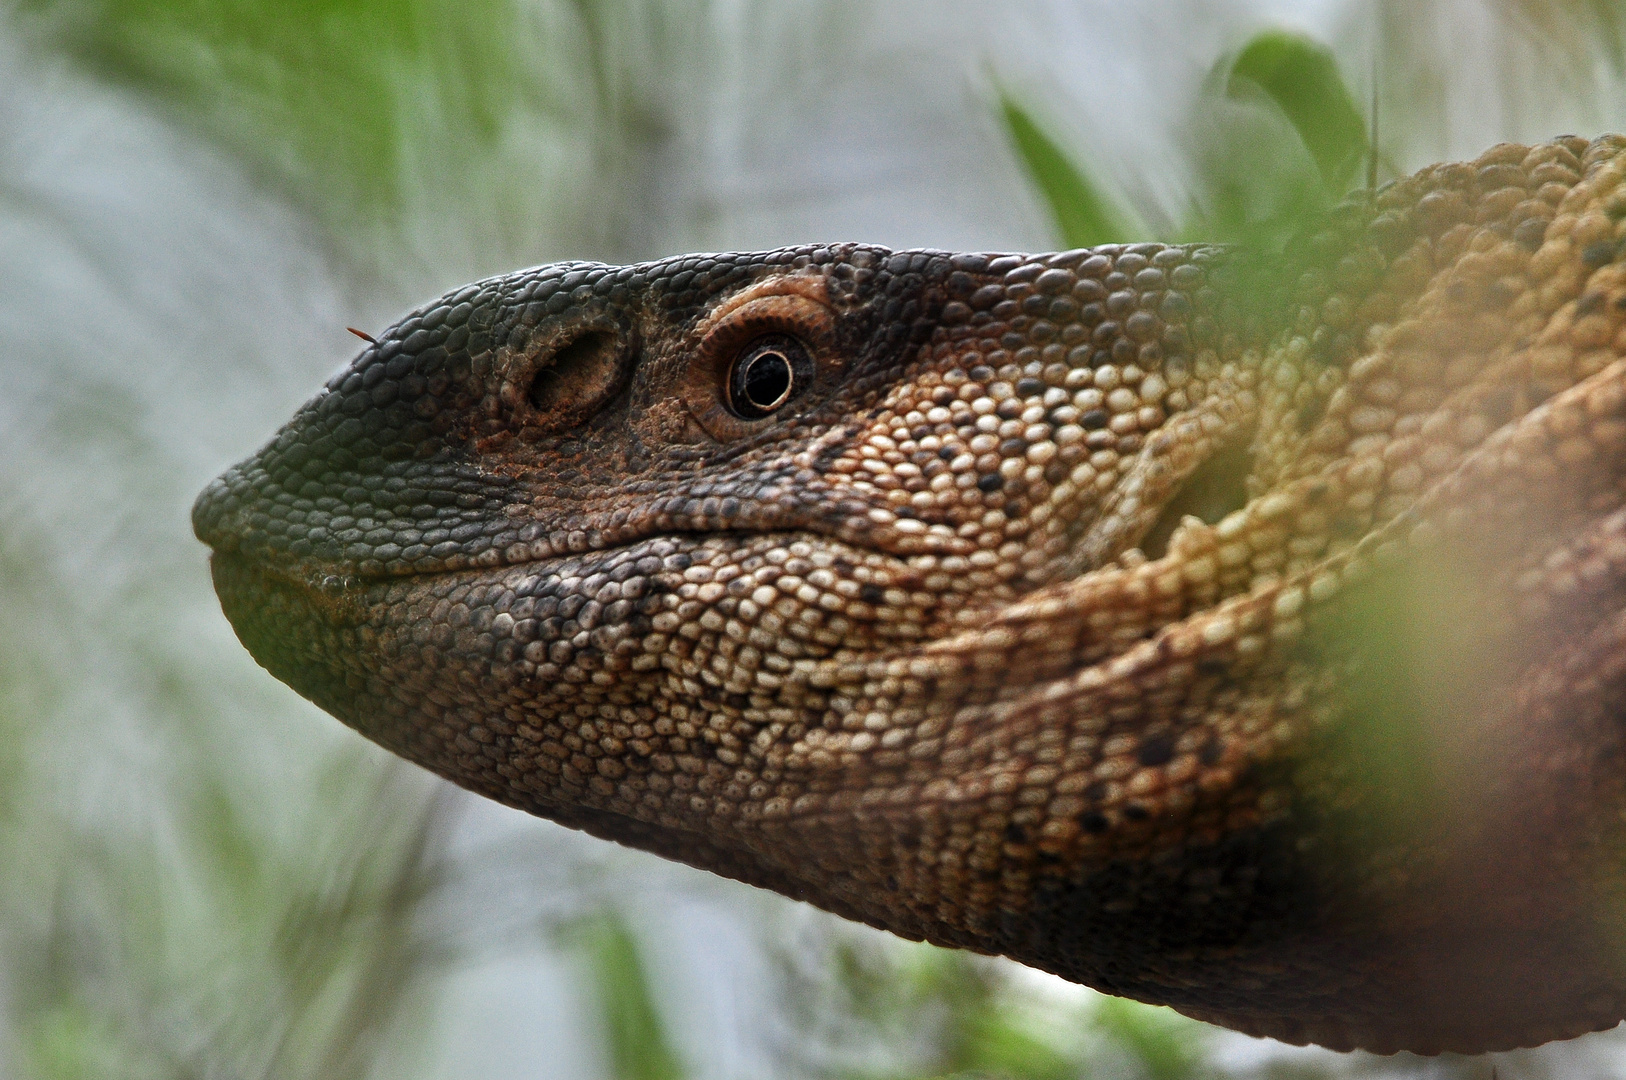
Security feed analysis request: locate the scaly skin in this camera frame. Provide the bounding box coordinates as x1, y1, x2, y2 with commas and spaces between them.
195, 136, 1626, 1053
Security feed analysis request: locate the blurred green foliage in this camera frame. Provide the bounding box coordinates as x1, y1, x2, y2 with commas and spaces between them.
9, 756, 452, 1080
996, 94, 1138, 249
835, 945, 1082, 1080
561, 913, 1232, 1080
1002, 29, 1369, 251
6, 2, 1626, 1077
1226, 31, 1368, 194
1090, 997, 1211, 1080
768, 929, 1232, 1080
15, 0, 527, 229
561, 913, 687, 1080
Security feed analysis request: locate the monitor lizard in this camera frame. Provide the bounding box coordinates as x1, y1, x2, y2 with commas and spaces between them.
193, 135, 1626, 1054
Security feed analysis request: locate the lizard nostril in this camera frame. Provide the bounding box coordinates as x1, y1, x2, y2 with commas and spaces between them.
191, 475, 234, 549
527, 330, 620, 416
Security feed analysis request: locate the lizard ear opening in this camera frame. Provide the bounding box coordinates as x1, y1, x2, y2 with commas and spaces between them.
1139, 438, 1253, 561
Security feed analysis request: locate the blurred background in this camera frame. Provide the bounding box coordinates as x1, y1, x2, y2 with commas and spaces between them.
6, 1, 1626, 1077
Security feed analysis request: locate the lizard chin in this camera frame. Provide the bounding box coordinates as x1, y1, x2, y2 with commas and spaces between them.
204, 524, 944, 765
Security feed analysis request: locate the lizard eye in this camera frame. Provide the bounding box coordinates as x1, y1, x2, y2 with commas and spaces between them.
727, 335, 813, 419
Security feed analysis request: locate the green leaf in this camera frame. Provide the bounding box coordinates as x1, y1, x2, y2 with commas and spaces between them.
1225, 30, 1368, 194
998, 93, 1135, 247
1091, 998, 1209, 1080
950, 1007, 1079, 1080
563, 913, 687, 1080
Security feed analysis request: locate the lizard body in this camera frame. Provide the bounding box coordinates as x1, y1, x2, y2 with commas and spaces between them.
194, 136, 1626, 1053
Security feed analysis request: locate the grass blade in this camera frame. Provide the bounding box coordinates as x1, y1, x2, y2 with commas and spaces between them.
1225, 30, 1368, 194
564, 912, 687, 1080
998, 93, 1134, 247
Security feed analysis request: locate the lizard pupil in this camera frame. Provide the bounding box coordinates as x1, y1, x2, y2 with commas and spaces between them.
744, 352, 791, 407
728, 336, 809, 419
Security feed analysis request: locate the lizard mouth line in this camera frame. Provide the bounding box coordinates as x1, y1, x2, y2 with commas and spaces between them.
208, 518, 926, 601
201, 479, 951, 597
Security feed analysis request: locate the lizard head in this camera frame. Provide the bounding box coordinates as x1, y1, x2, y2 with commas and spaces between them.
191, 241, 1255, 756
192, 242, 1239, 599
195, 138, 1626, 1055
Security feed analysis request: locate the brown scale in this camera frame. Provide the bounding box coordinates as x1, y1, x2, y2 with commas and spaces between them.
196, 137, 1626, 1054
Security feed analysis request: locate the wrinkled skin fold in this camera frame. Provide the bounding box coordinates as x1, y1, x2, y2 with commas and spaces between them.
195, 136, 1626, 1054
